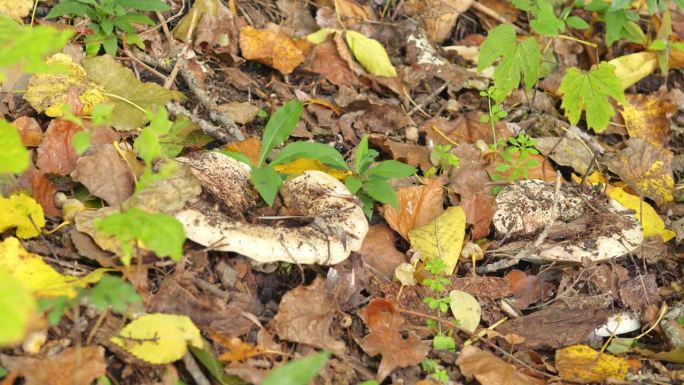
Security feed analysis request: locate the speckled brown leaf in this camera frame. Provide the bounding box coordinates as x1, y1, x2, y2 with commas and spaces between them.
456, 345, 545, 385
315, 0, 373, 27
358, 223, 407, 277
302, 38, 360, 87
218, 102, 260, 125
272, 277, 345, 355
621, 94, 674, 147
382, 177, 444, 240
605, 138, 674, 206
70, 143, 134, 206
619, 274, 661, 312
1, 346, 105, 385
358, 298, 429, 382
239, 24, 310, 75
404, 0, 474, 43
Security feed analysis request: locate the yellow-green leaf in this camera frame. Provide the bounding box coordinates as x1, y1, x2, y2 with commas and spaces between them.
0, 120, 29, 174
408, 206, 466, 275
0, 268, 35, 347
0, 237, 109, 298
345, 30, 397, 77
608, 186, 675, 242
449, 290, 481, 333
307, 28, 335, 44
111, 314, 203, 364
0, 194, 45, 239
608, 52, 658, 90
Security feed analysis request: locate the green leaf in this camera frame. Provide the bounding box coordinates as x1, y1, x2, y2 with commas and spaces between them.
72, 130, 92, 155
355, 135, 370, 174
566, 15, 589, 29
0, 268, 35, 346
271, 141, 349, 170
258, 100, 303, 167
649, 39, 667, 50
673, 42, 684, 51
94, 208, 185, 265
433, 335, 456, 351
366, 160, 416, 178
0, 120, 29, 174
115, 0, 170, 11
100, 19, 114, 35
510, 0, 533, 11
251, 166, 282, 206
81, 275, 141, 314
81, 55, 185, 131
365, 177, 398, 207
558, 62, 625, 132
306, 28, 335, 44
604, 9, 627, 45
91, 103, 114, 126
220, 150, 254, 167
134, 108, 173, 164
262, 351, 331, 385
345, 31, 397, 77
477, 24, 541, 102
530, 1, 565, 36
190, 343, 246, 385
46, 1, 94, 18
344, 176, 362, 194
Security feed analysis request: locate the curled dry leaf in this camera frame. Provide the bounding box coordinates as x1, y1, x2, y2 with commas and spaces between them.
358, 223, 408, 278
605, 138, 674, 206
218, 102, 260, 125
422, 112, 512, 146
358, 298, 430, 382
382, 177, 444, 240
1, 346, 105, 385
239, 24, 310, 75
302, 37, 360, 87
175, 152, 368, 265
70, 143, 135, 206
456, 345, 545, 385
621, 94, 674, 147
535, 137, 594, 175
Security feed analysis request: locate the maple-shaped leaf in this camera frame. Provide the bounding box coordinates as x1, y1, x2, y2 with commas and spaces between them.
477, 24, 541, 102
529, 1, 565, 36
558, 62, 625, 133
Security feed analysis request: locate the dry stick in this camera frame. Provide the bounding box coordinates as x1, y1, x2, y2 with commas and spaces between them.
192, 277, 232, 303
164, 8, 197, 89
182, 352, 212, 385
122, 49, 169, 82
472, 2, 524, 34
408, 81, 449, 117
166, 101, 232, 141
398, 308, 553, 379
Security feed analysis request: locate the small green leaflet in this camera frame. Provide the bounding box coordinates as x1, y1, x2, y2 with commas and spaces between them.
558, 62, 625, 133
72, 131, 92, 156
134, 108, 173, 165
366, 160, 416, 178
258, 100, 303, 167
262, 351, 330, 385
529, 1, 565, 36
251, 166, 282, 207
364, 177, 398, 207
0, 120, 29, 174
81, 275, 142, 314
477, 24, 541, 102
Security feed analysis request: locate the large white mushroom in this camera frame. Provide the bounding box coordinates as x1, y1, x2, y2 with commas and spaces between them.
175, 152, 369, 265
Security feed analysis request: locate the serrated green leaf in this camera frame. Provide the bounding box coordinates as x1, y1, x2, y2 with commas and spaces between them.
262, 351, 330, 385
134, 108, 173, 164
251, 166, 282, 206
365, 177, 397, 207
530, 1, 565, 36
271, 141, 349, 170
366, 160, 416, 178
82, 275, 141, 314
558, 62, 625, 132
0, 120, 29, 174
345, 30, 397, 77
258, 100, 303, 167
477, 24, 541, 102
605, 8, 627, 45
81, 55, 184, 131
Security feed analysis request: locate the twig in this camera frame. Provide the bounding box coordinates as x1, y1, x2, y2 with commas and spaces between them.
122, 49, 169, 82
164, 8, 198, 89
192, 277, 231, 303
182, 352, 212, 385
166, 101, 234, 142
408, 82, 448, 117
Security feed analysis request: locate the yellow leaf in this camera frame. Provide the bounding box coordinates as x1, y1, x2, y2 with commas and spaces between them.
24, 53, 107, 117
607, 186, 675, 242
608, 52, 658, 90
307, 28, 336, 45
621, 94, 674, 147
448, 290, 481, 333
0, 194, 45, 239
239, 25, 310, 75
345, 30, 397, 77
0, 237, 109, 298
111, 314, 203, 364
273, 158, 351, 180
555, 344, 630, 383
0, 0, 32, 20
408, 206, 466, 275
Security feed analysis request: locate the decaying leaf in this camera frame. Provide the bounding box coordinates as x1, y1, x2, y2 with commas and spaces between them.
272, 277, 345, 355
555, 345, 631, 383
128, 162, 202, 214
36, 119, 82, 175
358, 298, 430, 382
1, 346, 106, 385
621, 94, 674, 147
172, 0, 237, 50
382, 177, 445, 240
0, 194, 45, 239
605, 138, 674, 206
110, 314, 203, 364
273, 158, 351, 180
218, 102, 260, 125
404, 0, 475, 43
70, 143, 135, 206
408, 206, 466, 275
239, 24, 310, 75
535, 137, 594, 175
302, 37, 360, 87
359, 223, 408, 278
225, 136, 261, 166
12, 116, 42, 147
456, 345, 544, 385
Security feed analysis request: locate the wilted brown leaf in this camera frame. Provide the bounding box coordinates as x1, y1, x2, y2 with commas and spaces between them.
302, 38, 360, 87
272, 277, 345, 355
621, 94, 674, 147
382, 177, 444, 240
358, 298, 429, 382
239, 24, 310, 75
358, 223, 407, 277
315, 0, 373, 27
12, 116, 42, 147
211, 333, 264, 363
36, 119, 82, 175
422, 112, 512, 145
70, 143, 134, 206
535, 137, 594, 175
225, 136, 261, 165
505, 270, 552, 309
30, 172, 60, 217
456, 345, 545, 385
605, 138, 674, 206
2, 346, 105, 385
619, 273, 661, 312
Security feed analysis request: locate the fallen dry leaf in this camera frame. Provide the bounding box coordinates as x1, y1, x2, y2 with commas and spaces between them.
1, 346, 105, 385
358, 223, 408, 277
36, 119, 82, 175
382, 177, 444, 240
302, 37, 360, 87
618, 273, 661, 312
316, 0, 373, 27
369, 136, 432, 171
30, 172, 61, 217
605, 138, 674, 206
621, 94, 674, 147
535, 137, 594, 175
225, 136, 262, 166
456, 345, 545, 385
12, 116, 42, 147
218, 102, 260, 125
358, 298, 429, 382
70, 143, 134, 206
422, 112, 512, 145
239, 24, 310, 75
404, 0, 475, 43
555, 345, 631, 383
272, 277, 345, 355
505, 270, 552, 309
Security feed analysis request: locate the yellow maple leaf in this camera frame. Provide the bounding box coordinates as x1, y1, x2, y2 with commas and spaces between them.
555, 345, 630, 383
0, 237, 109, 298
273, 158, 351, 180
409, 206, 466, 275
110, 314, 203, 364
0, 194, 45, 239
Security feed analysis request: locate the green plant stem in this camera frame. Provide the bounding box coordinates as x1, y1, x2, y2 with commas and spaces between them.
486, 96, 497, 150
556, 34, 597, 48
